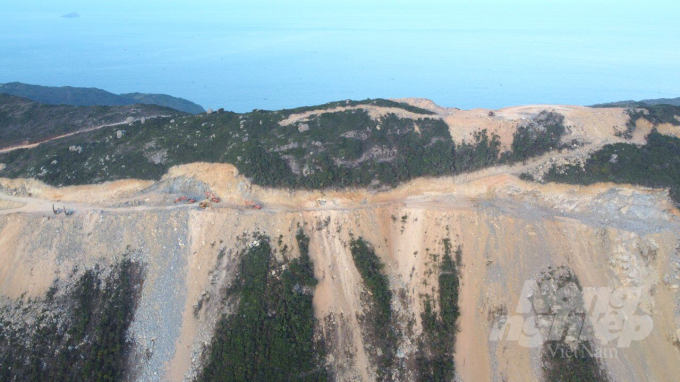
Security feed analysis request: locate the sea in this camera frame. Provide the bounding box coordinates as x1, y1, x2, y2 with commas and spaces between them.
1, 2, 679, 112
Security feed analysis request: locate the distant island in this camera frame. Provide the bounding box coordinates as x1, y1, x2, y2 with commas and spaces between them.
0, 82, 205, 114
61, 12, 80, 18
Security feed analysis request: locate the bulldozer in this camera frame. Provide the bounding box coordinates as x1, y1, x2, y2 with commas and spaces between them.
205, 191, 220, 203
199, 201, 211, 209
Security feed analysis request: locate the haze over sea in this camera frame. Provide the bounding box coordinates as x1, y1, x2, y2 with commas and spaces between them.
1, 0, 679, 112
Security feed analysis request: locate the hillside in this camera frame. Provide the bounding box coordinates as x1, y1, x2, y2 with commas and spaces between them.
121, 92, 206, 114
1, 163, 679, 382
1, 97, 680, 382
0, 98, 584, 189
592, 95, 680, 107
2, 96, 679, 195
0, 82, 205, 114
0, 94, 185, 150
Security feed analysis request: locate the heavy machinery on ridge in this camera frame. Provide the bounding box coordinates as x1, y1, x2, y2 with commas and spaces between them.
245, 200, 262, 210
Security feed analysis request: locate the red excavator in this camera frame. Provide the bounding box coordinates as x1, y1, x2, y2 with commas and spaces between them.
174, 196, 196, 204
245, 200, 262, 210
205, 191, 221, 203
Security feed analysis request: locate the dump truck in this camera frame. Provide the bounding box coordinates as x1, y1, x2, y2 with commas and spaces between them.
174, 196, 196, 204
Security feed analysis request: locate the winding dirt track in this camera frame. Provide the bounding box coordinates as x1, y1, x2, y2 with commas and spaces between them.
0, 115, 172, 154
0, 189, 461, 217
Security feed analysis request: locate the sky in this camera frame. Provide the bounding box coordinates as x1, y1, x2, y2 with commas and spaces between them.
1, 0, 679, 111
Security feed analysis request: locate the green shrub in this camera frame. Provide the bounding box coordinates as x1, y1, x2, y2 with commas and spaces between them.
545, 130, 680, 205
350, 238, 392, 331
455, 129, 501, 172
0, 258, 144, 382
349, 237, 396, 381
542, 341, 610, 382
198, 233, 326, 382
538, 268, 609, 382
631, 104, 680, 126
416, 240, 460, 382
503, 111, 566, 162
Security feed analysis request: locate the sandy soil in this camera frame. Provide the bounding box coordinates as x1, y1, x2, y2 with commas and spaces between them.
278, 104, 440, 127
0, 199, 23, 210
2, 162, 680, 381
395, 99, 632, 151
634, 118, 680, 140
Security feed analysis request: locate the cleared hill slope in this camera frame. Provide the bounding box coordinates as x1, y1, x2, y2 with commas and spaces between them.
1, 162, 679, 382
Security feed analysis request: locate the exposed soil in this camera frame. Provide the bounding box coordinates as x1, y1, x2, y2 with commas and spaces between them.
2, 100, 680, 381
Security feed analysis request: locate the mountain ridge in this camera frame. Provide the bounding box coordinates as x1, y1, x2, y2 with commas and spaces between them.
592, 95, 680, 107
0, 82, 205, 114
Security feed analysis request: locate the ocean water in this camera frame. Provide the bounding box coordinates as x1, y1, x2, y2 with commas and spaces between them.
1, 2, 679, 112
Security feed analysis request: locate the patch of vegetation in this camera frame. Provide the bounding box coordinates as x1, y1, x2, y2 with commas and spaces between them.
454, 129, 501, 172
278, 98, 436, 116
616, 111, 638, 139
617, 104, 680, 139
416, 239, 461, 382
536, 267, 609, 382
542, 341, 610, 382
0, 258, 144, 382
544, 130, 680, 204
503, 111, 566, 162
349, 237, 396, 381
519, 172, 535, 181
628, 105, 680, 126
198, 232, 327, 382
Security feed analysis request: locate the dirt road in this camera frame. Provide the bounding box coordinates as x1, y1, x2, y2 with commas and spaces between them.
0, 115, 172, 154
0, 188, 441, 216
